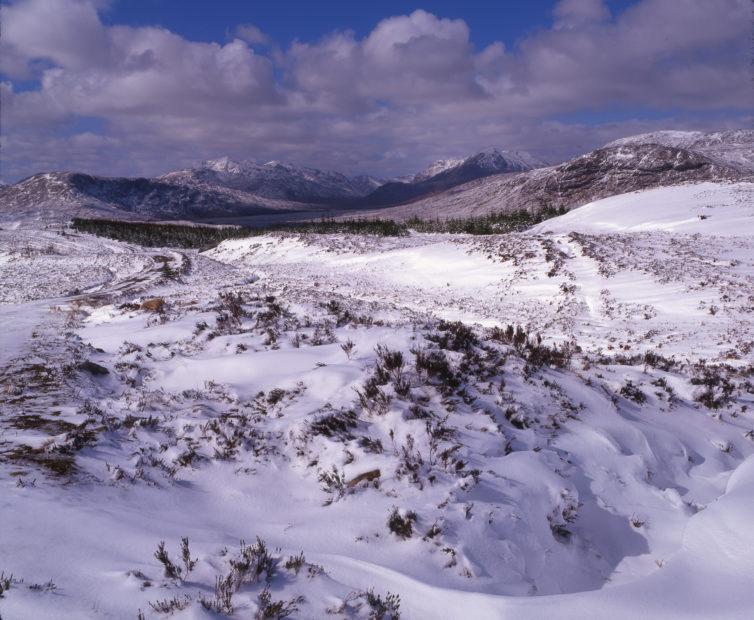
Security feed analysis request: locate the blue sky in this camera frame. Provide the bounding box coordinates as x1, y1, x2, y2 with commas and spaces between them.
101, 1, 635, 50
0, 0, 749, 181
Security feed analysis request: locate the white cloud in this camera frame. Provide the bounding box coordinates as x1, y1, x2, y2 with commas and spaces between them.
0, 0, 749, 181
554, 0, 611, 28
235, 24, 271, 47
0, 0, 110, 75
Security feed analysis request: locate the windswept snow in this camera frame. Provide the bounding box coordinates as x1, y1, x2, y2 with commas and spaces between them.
533, 182, 754, 236
2, 182, 754, 619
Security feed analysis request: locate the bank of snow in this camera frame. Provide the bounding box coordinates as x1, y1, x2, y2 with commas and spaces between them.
532, 182, 754, 236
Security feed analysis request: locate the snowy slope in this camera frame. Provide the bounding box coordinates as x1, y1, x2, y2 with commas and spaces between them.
350, 144, 747, 221
412, 158, 464, 182
410, 149, 546, 184
468, 148, 546, 172
362, 148, 547, 207
533, 182, 754, 236
606, 130, 754, 173
1, 183, 754, 619
0, 171, 320, 225
0, 159, 383, 225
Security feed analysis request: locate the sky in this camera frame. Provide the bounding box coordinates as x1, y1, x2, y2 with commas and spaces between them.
0, 0, 750, 182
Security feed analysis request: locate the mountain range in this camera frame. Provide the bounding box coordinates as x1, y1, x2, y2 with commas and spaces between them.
361, 149, 548, 207
605, 130, 754, 172
355, 138, 752, 221
161, 157, 384, 204
0, 130, 751, 225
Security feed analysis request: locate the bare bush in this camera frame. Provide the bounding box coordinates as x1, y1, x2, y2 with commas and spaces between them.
341, 339, 356, 360
334, 588, 401, 619
427, 320, 478, 352
181, 537, 197, 575
691, 363, 735, 409
310, 407, 358, 440
319, 466, 347, 505
200, 573, 235, 614
154, 541, 182, 580
413, 348, 459, 393
255, 585, 304, 619
149, 594, 192, 614
229, 537, 277, 587
387, 507, 417, 539
620, 379, 646, 404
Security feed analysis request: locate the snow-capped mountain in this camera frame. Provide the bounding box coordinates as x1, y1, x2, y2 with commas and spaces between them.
466, 148, 547, 173
605, 129, 754, 172
0, 148, 545, 222
0, 131, 749, 224
0, 171, 309, 224
363, 148, 547, 207
412, 149, 547, 183
0, 159, 386, 224
349, 174, 386, 195
162, 157, 384, 204
353, 142, 750, 220
411, 158, 464, 182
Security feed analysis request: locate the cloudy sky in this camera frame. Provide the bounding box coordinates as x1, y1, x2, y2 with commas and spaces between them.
0, 0, 750, 182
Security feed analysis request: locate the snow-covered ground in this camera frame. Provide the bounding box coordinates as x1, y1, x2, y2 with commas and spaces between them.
1, 182, 753, 619
532, 182, 754, 236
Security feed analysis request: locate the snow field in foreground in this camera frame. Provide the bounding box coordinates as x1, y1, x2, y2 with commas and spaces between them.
1, 181, 754, 619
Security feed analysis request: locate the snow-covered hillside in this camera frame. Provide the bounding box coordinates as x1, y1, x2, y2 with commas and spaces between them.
467, 148, 546, 173
363, 148, 547, 207
606, 130, 754, 173
533, 182, 754, 236
0, 171, 320, 226
1, 133, 747, 225
411, 159, 464, 182
163, 158, 384, 202
1, 182, 753, 619
407, 149, 546, 184
354, 144, 747, 221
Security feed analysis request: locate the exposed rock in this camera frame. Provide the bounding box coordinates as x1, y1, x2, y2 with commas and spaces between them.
141, 298, 165, 313
77, 360, 109, 376
347, 468, 380, 488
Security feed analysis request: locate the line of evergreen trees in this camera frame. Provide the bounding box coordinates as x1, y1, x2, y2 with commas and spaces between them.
70, 218, 253, 248
71, 208, 564, 249
405, 208, 564, 234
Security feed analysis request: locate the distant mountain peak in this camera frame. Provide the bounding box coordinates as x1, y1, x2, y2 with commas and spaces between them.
411, 148, 546, 184
168, 156, 385, 203
202, 156, 246, 174
262, 160, 297, 170
361, 146, 547, 207
412, 158, 465, 182
5, 129, 746, 226
468, 148, 547, 171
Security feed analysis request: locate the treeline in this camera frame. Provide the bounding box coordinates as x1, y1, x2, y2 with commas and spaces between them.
71, 208, 564, 249
70, 218, 252, 248
405, 208, 564, 234
71, 217, 407, 248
